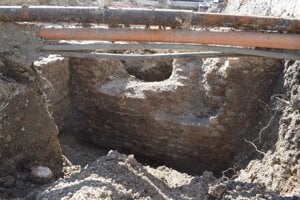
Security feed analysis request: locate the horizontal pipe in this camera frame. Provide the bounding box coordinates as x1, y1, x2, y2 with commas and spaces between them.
41, 42, 300, 60
47, 51, 244, 60
169, 1, 199, 9
142, 0, 201, 10
0, 6, 299, 32
39, 28, 300, 50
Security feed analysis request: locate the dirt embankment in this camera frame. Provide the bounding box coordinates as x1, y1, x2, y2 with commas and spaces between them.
0, 24, 63, 198
0, 23, 63, 174
223, 0, 300, 196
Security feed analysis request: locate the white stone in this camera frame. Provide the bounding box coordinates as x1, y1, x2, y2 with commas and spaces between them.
31, 166, 53, 179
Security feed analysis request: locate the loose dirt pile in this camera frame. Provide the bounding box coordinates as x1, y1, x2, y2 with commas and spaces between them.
35, 151, 211, 199
33, 151, 280, 200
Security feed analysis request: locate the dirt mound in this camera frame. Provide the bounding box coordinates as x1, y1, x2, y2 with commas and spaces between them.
34, 151, 281, 200
34, 151, 212, 199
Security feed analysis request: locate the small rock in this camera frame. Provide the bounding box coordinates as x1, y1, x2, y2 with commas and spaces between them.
209, 116, 219, 126
208, 183, 228, 199
30, 166, 54, 184
0, 175, 15, 187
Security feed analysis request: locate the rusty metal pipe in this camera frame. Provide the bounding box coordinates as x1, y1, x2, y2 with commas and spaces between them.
0, 6, 299, 32
39, 28, 300, 50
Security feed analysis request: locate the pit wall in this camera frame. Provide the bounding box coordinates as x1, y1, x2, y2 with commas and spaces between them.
238, 61, 300, 195
34, 55, 71, 131
0, 78, 62, 174
224, 0, 300, 195
0, 23, 63, 176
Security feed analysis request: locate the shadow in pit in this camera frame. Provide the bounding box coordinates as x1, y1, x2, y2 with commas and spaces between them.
58, 129, 109, 167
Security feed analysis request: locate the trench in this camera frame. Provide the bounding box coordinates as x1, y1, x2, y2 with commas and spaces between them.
38, 54, 282, 177
0, 1, 299, 199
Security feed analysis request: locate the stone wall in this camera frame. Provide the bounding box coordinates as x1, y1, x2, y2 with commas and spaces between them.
69, 57, 281, 175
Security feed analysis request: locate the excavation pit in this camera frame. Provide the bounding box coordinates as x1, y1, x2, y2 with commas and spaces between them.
0, 22, 282, 177
33, 54, 282, 176
1, 1, 300, 199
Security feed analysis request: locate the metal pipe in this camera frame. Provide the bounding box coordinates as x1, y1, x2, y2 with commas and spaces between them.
0, 6, 299, 32
48, 51, 244, 60
39, 28, 300, 50
41, 42, 300, 60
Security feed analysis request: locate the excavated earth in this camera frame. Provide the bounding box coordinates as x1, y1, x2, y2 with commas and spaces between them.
0, 0, 299, 199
